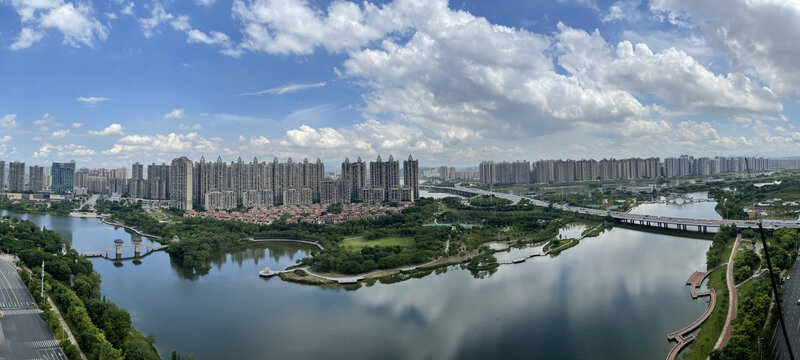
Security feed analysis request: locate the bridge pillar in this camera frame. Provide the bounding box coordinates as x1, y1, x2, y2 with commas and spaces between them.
647, 221, 651, 226
116, 245, 122, 255
134, 245, 141, 255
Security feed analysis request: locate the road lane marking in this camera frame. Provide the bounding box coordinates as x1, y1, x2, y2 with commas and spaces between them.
0, 267, 20, 308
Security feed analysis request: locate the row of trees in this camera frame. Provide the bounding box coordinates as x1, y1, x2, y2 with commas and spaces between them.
1, 217, 159, 360
0, 199, 76, 216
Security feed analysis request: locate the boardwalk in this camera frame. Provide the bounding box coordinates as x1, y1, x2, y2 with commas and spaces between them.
666, 268, 720, 360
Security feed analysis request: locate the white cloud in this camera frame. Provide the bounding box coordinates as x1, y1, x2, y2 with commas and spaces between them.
0, 114, 18, 129
6, 0, 108, 49
164, 108, 185, 119
0, 135, 12, 143
171, 14, 191, 31
602, 0, 641, 23
77, 96, 110, 107
138, 3, 173, 38
285, 125, 349, 149
51, 129, 70, 138
121, 2, 134, 15
9, 27, 44, 50
240, 82, 327, 96
231, 0, 410, 55
196, 0, 216, 6
555, 24, 781, 113
650, 0, 800, 100
34, 143, 95, 159
103, 132, 218, 157
186, 29, 231, 46
72, 122, 84, 128
88, 123, 124, 136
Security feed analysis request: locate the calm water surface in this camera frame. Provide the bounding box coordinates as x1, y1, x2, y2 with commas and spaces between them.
2, 199, 719, 359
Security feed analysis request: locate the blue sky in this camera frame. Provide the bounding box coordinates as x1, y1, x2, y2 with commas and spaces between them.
1, 0, 799, 168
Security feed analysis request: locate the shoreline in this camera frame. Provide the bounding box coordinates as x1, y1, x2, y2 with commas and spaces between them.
99, 217, 162, 239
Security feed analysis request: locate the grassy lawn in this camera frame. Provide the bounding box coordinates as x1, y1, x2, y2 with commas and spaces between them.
682, 239, 735, 360
342, 236, 415, 251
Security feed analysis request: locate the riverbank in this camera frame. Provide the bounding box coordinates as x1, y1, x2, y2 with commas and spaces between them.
100, 217, 163, 239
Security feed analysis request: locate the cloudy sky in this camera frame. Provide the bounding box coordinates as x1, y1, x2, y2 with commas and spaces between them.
1, 0, 799, 168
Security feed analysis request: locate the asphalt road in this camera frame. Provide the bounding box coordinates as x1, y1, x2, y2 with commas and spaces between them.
770, 255, 800, 360
0, 259, 66, 360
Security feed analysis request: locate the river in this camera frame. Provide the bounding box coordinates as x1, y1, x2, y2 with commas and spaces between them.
1, 196, 719, 359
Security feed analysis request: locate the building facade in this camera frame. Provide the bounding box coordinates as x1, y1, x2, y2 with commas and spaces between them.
170, 157, 193, 210
51, 162, 75, 194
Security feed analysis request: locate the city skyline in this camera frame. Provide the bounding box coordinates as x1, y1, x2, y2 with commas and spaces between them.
1, 0, 800, 167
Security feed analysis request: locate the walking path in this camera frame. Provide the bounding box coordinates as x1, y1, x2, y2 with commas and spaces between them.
715, 233, 741, 349
47, 297, 87, 360
100, 218, 162, 239
665, 263, 725, 360
249, 238, 324, 250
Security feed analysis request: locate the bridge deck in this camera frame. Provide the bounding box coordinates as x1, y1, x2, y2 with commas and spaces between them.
424, 186, 800, 231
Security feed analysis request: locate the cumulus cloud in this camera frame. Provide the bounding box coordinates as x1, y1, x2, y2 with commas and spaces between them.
7, 0, 108, 49
34, 143, 95, 159
103, 132, 218, 158
1, 114, 17, 129
89, 123, 124, 136
555, 23, 782, 113
0, 135, 12, 143
240, 82, 327, 96
650, 0, 800, 100
164, 108, 186, 119
72, 122, 84, 128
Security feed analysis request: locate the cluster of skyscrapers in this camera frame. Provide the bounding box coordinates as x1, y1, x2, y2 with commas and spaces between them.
479, 156, 800, 185
661, 155, 795, 177
1, 155, 420, 211
0, 160, 75, 194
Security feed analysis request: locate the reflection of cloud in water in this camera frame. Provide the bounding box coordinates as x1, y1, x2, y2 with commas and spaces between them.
323, 227, 711, 359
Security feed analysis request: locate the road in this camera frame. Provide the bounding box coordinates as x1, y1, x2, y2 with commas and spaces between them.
0, 259, 67, 360
771, 256, 800, 360
425, 185, 800, 230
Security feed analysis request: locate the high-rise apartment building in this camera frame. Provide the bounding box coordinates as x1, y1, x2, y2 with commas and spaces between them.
342, 157, 367, 201
370, 155, 400, 192
8, 161, 25, 192
51, 161, 75, 194
479, 161, 496, 184
0, 160, 5, 190
29, 165, 44, 192
170, 157, 193, 210
128, 162, 146, 198
147, 163, 170, 200
403, 155, 419, 200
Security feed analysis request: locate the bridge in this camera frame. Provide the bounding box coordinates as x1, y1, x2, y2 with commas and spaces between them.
423, 185, 800, 232
79, 238, 168, 258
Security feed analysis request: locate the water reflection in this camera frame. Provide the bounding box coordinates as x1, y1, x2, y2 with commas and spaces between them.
2, 203, 718, 359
